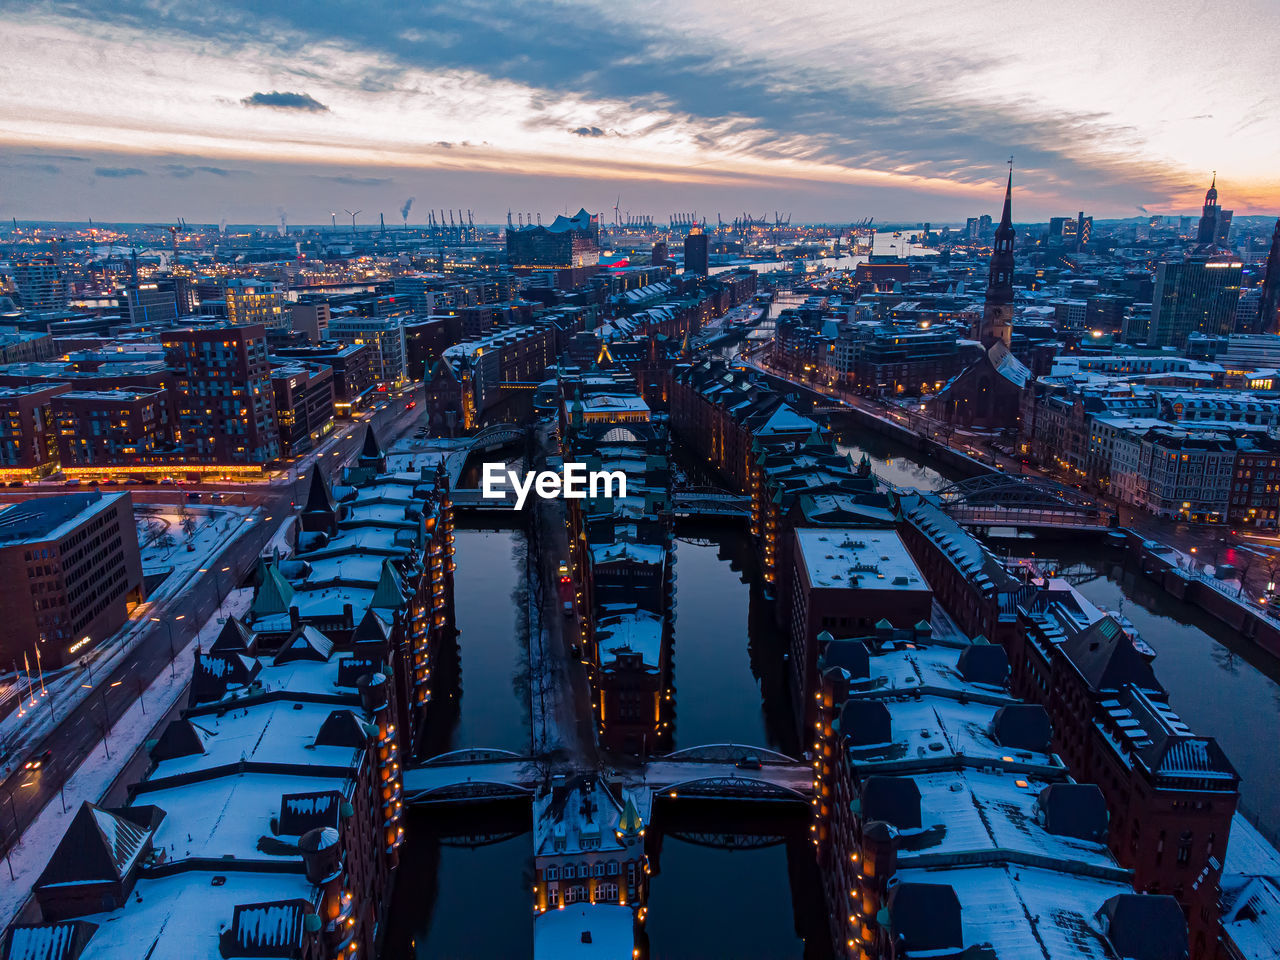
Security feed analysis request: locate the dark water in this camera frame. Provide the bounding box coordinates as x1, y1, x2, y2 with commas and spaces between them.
670, 525, 799, 756
384, 806, 534, 959
644, 804, 831, 960
832, 427, 964, 492
423, 527, 531, 756
1030, 546, 1280, 829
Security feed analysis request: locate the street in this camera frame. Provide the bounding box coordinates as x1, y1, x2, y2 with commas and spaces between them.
0, 389, 428, 858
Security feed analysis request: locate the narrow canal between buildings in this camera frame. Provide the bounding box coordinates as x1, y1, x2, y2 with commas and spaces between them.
670, 524, 799, 756
420, 524, 531, 757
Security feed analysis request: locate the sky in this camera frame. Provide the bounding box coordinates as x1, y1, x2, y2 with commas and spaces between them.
0, 0, 1277, 225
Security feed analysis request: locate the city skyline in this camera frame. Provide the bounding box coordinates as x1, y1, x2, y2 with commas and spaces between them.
1, 0, 1278, 223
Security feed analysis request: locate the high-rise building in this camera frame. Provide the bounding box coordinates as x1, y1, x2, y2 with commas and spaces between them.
1146, 256, 1243, 349
123, 281, 179, 326
974, 170, 1015, 348
162, 323, 281, 463
1075, 210, 1093, 250
682, 226, 709, 275
223, 278, 286, 330
8, 259, 66, 311
1257, 219, 1280, 335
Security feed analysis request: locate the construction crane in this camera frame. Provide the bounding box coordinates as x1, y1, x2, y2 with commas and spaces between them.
165, 218, 185, 259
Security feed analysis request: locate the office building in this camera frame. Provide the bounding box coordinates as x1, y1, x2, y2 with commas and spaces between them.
0, 490, 144, 668
1147, 257, 1243, 349
0, 382, 69, 478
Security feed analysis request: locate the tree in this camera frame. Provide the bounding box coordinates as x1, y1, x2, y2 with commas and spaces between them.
155, 531, 176, 551
181, 514, 197, 538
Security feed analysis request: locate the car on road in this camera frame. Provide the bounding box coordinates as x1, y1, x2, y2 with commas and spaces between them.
209, 492, 225, 501
24, 749, 53, 771
63, 478, 83, 487
735, 755, 762, 770
405, 400, 417, 410
6, 480, 23, 487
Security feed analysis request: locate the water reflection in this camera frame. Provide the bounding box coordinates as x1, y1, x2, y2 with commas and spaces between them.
644, 801, 831, 960
1031, 545, 1280, 826
671, 524, 799, 756
384, 805, 534, 959
421, 527, 531, 757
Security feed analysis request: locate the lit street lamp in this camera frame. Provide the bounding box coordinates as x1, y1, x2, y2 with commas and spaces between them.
151, 614, 187, 677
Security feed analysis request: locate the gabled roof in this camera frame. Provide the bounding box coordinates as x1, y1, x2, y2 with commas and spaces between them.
277, 790, 343, 837
223, 900, 309, 959
252, 562, 296, 619
209, 616, 254, 653
1096, 894, 1188, 960
302, 464, 336, 520
1060, 615, 1160, 693
370, 559, 407, 610
888, 882, 962, 953
36, 803, 158, 889
149, 718, 206, 762
273, 626, 334, 665
350, 607, 391, 652
314, 709, 370, 749
359, 425, 383, 463
616, 796, 644, 838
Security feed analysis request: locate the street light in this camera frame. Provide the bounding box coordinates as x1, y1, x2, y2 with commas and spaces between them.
151, 614, 186, 677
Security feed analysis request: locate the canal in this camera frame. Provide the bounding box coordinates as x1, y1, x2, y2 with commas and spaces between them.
420, 524, 531, 758
644, 802, 831, 960
824, 421, 1280, 830
670, 524, 800, 756
1030, 544, 1280, 831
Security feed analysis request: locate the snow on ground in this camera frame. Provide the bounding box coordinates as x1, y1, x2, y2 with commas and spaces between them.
135, 504, 250, 600
0, 588, 253, 930
0, 509, 257, 781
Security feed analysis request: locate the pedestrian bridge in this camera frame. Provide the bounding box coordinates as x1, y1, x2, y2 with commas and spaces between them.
402, 744, 812, 807
669, 487, 752, 518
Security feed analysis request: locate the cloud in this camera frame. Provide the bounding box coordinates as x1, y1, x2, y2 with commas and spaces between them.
163, 163, 238, 178
317, 174, 391, 186
20, 152, 89, 163
95, 166, 147, 178
240, 90, 329, 112
571, 126, 606, 138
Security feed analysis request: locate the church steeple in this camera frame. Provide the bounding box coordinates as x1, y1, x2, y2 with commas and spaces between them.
976, 164, 1015, 349
1197, 172, 1221, 247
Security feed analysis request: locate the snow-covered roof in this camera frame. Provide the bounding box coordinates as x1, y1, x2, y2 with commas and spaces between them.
142, 773, 351, 862
794, 528, 927, 592
534, 904, 634, 959
71, 871, 316, 960
890, 864, 1133, 960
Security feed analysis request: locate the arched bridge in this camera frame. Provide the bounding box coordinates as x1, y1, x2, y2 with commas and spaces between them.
401, 744, 812, 807
668, 487, 752, 518
935, 473, 1113, 532
467, 422, 526, 453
